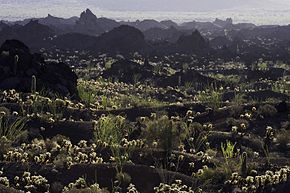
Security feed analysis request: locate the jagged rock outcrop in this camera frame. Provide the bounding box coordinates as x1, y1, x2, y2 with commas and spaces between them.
0, 40, 78, 98
78, 9, 98, 26
75, 9, 102, 35
75, 9, 120, 36
213, 18, 233, 28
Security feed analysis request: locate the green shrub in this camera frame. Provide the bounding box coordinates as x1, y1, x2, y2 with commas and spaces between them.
93, 115, 130, 146
78, 84, 96, 106
0, 116, 28, 142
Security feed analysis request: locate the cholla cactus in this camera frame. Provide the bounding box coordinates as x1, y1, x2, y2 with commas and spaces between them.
31, 75, 37, 94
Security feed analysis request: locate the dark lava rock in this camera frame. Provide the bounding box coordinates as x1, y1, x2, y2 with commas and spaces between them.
0, 39, 78, 98
223, 90, 289, 102
276, 101, 288, 113
102, 59, 154, 83
247, 90, 289, 101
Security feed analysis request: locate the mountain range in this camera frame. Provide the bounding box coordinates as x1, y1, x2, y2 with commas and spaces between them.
2, 9, 258, 37
1, 9, 290, 60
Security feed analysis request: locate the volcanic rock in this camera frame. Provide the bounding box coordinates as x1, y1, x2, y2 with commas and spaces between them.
0, 39, 78, 98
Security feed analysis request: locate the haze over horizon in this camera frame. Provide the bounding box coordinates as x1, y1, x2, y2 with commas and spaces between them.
1, 0, 290, 25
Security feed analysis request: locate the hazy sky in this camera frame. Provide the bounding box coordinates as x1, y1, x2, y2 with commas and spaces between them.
1, 0, 290, 24
1, 0, 290, 12
86, 0, 290, 11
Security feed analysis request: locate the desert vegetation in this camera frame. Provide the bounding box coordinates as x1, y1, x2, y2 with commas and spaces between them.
0, 3, 290, 191
0, 38, 288, 193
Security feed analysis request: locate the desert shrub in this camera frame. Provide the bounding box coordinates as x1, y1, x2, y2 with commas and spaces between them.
62, 177, 109, 193
185, 122, 209, 153
224, 166, 290, 193
1, 171, 50, 193
78, 84, 96, 106
154, 180, 195, 193
196, 166, 229, 190
0, 136, 12, 159
93, 115, 131, 146
142, 115, 186, 153
0, 89, 21, 103
113, 172, 132, 192
143, 115, 174, 152
257, 104, 277, 117
197, 89, 223, 110
0, 116, 28, 142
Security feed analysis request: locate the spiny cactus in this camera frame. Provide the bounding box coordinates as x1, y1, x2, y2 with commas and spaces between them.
241, 152, 247, 177
13, 55, 19, 75
31, 75, 37, 94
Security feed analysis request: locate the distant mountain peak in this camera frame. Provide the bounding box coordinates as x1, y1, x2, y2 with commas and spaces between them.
85, 8, 93, 14
80, 9, 97, 21
213, 18, 233, 28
